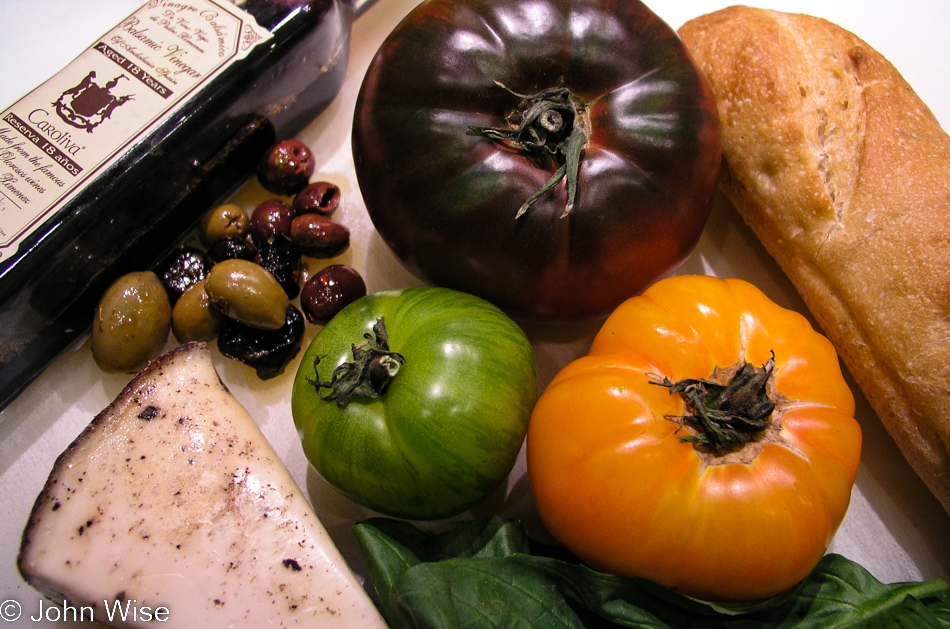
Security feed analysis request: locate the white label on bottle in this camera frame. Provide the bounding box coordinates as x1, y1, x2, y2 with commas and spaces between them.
0, 0, 271, 261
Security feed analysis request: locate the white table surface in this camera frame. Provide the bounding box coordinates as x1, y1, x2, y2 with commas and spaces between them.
1, 1, 949, 627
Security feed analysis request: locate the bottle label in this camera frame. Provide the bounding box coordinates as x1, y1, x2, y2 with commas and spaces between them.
0, 0, 271, 262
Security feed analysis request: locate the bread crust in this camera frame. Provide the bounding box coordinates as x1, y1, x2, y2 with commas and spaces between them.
678, 6, 950, 514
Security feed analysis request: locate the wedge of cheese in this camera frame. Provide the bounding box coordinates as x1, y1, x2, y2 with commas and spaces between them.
18, 342, 388, 628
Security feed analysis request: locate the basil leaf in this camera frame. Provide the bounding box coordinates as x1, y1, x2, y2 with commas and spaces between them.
354, 518, 427, 619
353, 516, 532, 622
764, 554, 950, 628
354, 518, 950, 629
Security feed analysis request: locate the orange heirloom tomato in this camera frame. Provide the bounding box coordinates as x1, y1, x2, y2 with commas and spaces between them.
526, 275, 862, 602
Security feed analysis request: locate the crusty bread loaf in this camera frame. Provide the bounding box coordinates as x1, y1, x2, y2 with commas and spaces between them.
678, 6, 950, 514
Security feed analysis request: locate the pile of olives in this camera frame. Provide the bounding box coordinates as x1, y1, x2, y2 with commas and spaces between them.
92, 139, 367, 379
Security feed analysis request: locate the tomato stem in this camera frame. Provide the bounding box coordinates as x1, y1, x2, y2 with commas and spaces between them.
654, 352, 776, 452
305, 317, 406, 407
469, 80, 589, 218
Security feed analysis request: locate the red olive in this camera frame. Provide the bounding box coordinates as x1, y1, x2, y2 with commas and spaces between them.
290, 214, 350, 258
292, 182, 341, 216
255, 139, 315, 196
250, 199, 295, 244
300, 265, 366, 324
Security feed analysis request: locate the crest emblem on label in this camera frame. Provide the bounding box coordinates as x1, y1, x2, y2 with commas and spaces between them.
54, 71, 134, 133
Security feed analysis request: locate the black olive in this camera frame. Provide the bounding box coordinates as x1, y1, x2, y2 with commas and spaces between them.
155, 246, 212, 304
217, 305, 305, 380
255, 236, 302, 299
206, 236, 258, 264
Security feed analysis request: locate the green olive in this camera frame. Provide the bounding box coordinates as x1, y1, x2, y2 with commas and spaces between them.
172, 279, 224, 343
199, 203, 250, 246
92, 271, 171, 373
204, 259, 289, 330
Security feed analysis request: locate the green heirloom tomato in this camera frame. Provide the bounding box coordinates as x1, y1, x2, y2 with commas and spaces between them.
292, 287, 538, 520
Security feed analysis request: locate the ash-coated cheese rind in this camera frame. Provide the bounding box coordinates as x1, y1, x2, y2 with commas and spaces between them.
18, 342, 388, 628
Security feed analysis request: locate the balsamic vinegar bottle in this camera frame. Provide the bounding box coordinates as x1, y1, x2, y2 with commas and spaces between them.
0, 0, 353, 411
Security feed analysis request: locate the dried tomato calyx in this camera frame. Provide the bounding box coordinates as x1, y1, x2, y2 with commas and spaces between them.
655, 351, 777, 453
306, 317, 406, 407
468, 81, 590, 219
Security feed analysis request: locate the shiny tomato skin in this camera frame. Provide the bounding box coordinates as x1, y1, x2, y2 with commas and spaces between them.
526, 275, 862, 601
353, 0, 721, 322
292, 287, 537, 520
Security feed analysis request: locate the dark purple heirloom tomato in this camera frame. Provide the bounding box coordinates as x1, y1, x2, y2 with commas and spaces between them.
353, 0, 721, 322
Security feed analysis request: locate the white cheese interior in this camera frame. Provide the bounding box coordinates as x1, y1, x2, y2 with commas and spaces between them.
18, 342, 387, 628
